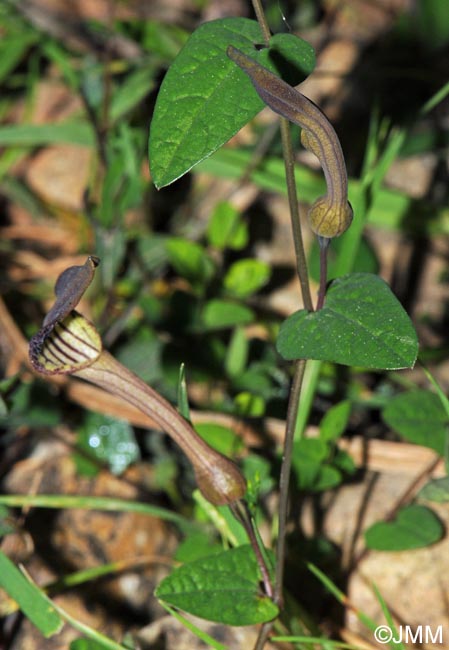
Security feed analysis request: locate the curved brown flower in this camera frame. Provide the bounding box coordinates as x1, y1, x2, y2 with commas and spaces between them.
227, 46, 353, 240
29, 258, 246, 507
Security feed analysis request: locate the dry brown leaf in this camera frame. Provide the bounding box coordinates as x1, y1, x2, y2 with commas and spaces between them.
26, 145, 93, 212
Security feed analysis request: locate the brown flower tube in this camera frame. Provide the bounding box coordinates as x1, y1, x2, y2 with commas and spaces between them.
227, 46, 353, 240
29, 259, 246, 506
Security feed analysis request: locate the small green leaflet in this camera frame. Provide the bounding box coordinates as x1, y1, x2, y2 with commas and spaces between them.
166, 238, 215, 287
419, 477, 449, 502
224, 259, 271, 298
364, 505, 443, 551
201, 299, 254, 330
383, 389, 448, 455
319, 400, 351, 442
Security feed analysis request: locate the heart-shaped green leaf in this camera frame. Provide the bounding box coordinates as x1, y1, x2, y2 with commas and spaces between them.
364, 505, 443, 551
383, 390, 447, 455
155, 545, 278, 625
277, 273, 418, 370
149, 18, 315, 187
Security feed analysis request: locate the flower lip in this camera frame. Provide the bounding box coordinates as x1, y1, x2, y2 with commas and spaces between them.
29, 256, 102, 375
43, 256, 100, 328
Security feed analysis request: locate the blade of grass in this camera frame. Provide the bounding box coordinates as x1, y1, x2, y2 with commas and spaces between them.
0, 551, 63, 637
307, 563, 378, 633
420, 79, 449, 115
42, 40, 80, 90
418, 365, 449, 478
50, 597, 130, 650
422, 366, 449, 419
0, 33, 39, 84
293, 359, 322, 437
0, 122, 95, 146
177, 363, 191, 421
3, 556, 172, 616
271, 637, 366, 650
193, 490, 239, 547
109, 65, 156, 123
160, 602, 229, 650
0, 494, 191, 530
372, 583, 405, 650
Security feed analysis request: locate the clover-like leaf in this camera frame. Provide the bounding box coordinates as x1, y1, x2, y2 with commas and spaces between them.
277, 273, 418, 370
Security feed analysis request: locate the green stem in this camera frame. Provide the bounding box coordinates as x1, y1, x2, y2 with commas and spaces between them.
251, 0, 271, 43
253, 364, 307, 650
250, 3, 312, 649
273, 358, 306, 604
280, 118, 314, 311
254, 621, 273, 650
230, 500, 274, 599
316, 236, 330, 310
250, 0, 312, 309
294, 359, 322, 437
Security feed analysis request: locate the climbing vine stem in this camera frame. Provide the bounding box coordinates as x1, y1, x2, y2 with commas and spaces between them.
250, 1, 313, 648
